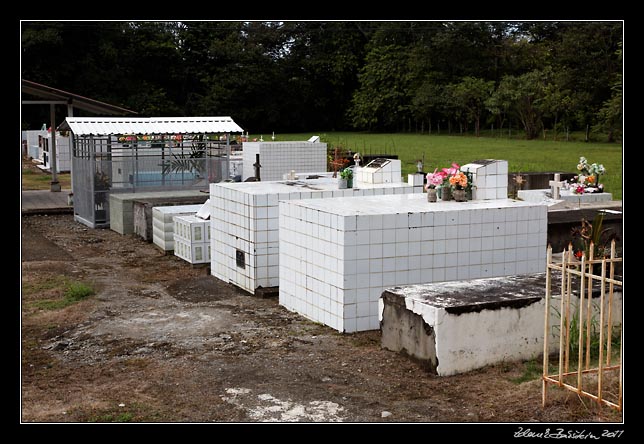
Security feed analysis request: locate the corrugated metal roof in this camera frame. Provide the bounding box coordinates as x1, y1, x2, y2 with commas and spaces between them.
22, 79, 138, 116
59, 117, 244, 135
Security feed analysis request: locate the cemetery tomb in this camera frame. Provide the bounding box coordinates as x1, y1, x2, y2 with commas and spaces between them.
109, 190, 208, 235
408, 173, 425, 188
174, 214, 211, 264
210, 176, 421, 295
460, 159, 508, 200
242, 141, 327, 181
380, 275, 546, 376
152, 204, 205, 252
278, 194, 547, 333
23, 129, 47, 160
518, 189, 613, 204
355, 158, 402, 184
379, 267, 623, 376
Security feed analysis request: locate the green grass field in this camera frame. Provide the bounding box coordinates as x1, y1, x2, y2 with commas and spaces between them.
270, 132, 622, 200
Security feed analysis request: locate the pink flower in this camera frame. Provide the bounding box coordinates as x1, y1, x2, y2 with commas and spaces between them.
425, 169, 446, 189
442, 163, 460, 176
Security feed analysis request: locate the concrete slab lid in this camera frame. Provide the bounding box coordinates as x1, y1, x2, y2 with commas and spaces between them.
382, 274, 546, 314
460, 159, 497, 173
196, 199, 211, 219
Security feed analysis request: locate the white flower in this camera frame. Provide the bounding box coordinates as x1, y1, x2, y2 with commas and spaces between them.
577, 164, 585, 171
578, 175, 586, 183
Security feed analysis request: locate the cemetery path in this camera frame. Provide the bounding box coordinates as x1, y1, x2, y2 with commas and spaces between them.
21, 214, 622, 424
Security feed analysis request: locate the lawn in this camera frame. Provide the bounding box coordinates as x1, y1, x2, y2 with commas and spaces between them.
273, 132, 623, 200
22, 157, 71, 191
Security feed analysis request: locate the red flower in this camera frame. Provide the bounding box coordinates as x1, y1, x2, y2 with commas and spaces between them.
574, 251, 583, 259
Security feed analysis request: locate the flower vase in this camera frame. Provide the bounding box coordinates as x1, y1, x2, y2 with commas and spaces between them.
338, 178, 347, 189
347, 178, 353, 189
441, 186, 452, 201
453, 189, 467, 202
427, 188, 437, 202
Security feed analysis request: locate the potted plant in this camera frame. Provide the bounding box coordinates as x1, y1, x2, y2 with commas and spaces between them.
439, 163, 460, 201
94, 170, 111, 222
425, 169, 446, 202
340, 167, 353, 189
448, 170, 472, 202
573, 156, 606, 194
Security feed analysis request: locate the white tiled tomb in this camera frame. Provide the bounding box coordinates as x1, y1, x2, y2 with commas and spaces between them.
355, 158, 402, 184
152, 204, 204, 252
278, 194, 548, 333
174, 215, 211, 264
242, 141, 327, 182
460, 159, 508, 200
518, 189, 613, 203
210, 177, 421, 294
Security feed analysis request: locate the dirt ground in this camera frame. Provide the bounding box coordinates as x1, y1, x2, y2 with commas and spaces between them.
20, 213, 623, 425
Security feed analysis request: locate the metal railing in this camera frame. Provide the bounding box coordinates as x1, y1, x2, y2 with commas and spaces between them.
543, 240, 622, 411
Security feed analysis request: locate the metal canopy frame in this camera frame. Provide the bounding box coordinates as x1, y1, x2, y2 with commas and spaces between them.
21, 79, 137, 192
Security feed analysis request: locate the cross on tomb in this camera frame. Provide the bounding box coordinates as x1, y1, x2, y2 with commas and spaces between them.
549, 173, 563, 199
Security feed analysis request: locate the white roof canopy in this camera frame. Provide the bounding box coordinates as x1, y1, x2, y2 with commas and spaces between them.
59, 116, 244, 136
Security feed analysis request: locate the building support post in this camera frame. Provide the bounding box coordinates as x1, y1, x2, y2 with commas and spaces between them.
49, 103, 61, 192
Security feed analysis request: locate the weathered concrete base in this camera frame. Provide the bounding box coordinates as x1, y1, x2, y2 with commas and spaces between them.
381, 298, 438, 372
110, 190, 208, 235
133, 197, 209, 242
381, 273, 622, 376
380, 275, 546, 376
254, 286, 279, 299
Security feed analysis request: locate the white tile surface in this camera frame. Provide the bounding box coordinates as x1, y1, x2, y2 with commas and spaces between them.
278, 194, 547, 332
210, 178, 421, 294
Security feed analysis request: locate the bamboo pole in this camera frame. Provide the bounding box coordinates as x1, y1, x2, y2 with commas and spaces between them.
619, 321, 623, 411
543, 246, 553, 407
557, 248, 567, 386
578, 255, 585, 392
606, 240, 616, 366
585, 243, 594, 370
597, 258, 606, 405
543, 377, 621, 410
565, 245, 573, 372
545, 364, 620, 377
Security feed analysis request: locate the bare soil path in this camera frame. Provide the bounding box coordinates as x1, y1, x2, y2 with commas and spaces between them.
20, 214, 622, 424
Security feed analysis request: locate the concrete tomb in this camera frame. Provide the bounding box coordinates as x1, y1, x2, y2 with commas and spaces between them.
211, 175, 420, 295
278, 194, 547, 332
152, 204, 205, 252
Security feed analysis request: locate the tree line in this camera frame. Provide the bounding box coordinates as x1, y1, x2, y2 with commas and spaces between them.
21, 21, 622, 141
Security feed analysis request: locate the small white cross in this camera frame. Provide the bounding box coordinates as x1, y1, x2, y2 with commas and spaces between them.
549, 173, 563, 199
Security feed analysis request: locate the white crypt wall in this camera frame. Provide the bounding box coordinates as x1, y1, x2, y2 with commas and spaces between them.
278, 194, 548, 333
210, 177, 421, 294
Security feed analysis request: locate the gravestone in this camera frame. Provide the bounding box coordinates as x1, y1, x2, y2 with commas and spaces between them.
460, 159, 508, 200
356, 158, 402, 184
549, 173, 563, 200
